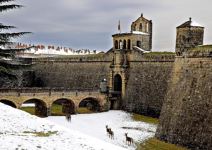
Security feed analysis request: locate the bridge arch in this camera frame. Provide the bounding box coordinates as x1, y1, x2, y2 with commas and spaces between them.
79, 97, 101, 112
51, 98, 75, 115
21, 99, 48, 117
0, 99, 17, 108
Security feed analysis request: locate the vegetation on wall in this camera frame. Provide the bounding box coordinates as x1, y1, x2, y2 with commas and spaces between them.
143, 52, 175, 60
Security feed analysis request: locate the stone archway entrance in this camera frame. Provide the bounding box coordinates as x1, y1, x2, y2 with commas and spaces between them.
110, 74, 123, 109
114, 74, 122, 92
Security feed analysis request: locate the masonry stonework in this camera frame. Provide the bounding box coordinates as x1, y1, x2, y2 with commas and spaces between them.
176, 18, 204, 56
156, 56, 212, 150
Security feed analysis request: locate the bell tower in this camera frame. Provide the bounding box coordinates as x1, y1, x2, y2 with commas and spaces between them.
108, 14, 153, 109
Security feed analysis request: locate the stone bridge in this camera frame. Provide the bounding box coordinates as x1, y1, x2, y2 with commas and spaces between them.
0, 88, 108, 117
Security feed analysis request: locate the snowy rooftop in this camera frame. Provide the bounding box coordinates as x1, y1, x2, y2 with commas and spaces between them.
177, 18, 203, 28
2, 43, 101, 57
190, 20, 202, 27
132, 31, 149, 35
113, 31, 149, 37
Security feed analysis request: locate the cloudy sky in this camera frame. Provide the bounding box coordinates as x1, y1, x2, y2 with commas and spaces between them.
1, 0, 212, 51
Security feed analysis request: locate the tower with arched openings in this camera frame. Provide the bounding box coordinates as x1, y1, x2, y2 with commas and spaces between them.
109, 14, 153, 109
112, 13, 152, 52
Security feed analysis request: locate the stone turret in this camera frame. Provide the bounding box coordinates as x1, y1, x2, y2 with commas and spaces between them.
112, 14, 153, 51
176, 18, 204, 56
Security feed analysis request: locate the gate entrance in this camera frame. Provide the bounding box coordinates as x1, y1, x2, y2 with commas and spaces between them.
114, 74, 122, 92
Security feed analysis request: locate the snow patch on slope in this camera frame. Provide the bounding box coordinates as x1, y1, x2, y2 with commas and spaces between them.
0, 103, 126, 150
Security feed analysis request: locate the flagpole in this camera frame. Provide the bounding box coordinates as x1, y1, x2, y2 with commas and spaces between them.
118, 20, 121, 34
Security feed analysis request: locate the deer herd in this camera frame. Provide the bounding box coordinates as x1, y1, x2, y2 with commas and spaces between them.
105, 125, 134, 146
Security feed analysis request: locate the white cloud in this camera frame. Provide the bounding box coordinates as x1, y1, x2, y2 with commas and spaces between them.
1, 0, 212, 51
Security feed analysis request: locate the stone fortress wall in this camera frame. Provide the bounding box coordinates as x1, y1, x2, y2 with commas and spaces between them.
156, 54, 212, 150
31, 49, 175, 118
31, 53, 113, 89
155, 19, 212, 149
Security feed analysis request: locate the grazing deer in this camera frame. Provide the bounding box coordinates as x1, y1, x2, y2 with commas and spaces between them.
125, 133, 133, 145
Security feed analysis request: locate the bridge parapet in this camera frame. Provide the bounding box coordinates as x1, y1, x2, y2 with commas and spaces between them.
0, 88, 109, 116
0, 88, 102, 96
0, 88, 98, 93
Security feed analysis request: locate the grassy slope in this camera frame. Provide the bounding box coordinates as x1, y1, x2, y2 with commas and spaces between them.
137, 138, 188, 150
51, 104, 64, 116
132, 113, 159, 125
20, 107, 35, 115
23, 131, 58, 137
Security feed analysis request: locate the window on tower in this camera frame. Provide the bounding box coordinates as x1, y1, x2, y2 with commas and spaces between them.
139, 23, 143, 31
137, 41, 142, 48
146, 23, 149, 32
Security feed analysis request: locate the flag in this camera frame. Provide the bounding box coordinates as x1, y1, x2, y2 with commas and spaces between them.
118, 20, 121, 33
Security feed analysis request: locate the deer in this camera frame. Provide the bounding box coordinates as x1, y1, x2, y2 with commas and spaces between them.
106, 125, 114, 139
106, 125, 111, 136
125, 133, 133, 145
109, 129, 114, 139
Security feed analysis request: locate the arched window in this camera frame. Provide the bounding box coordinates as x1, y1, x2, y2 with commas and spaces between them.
137, 41, 142, 48
127, 39, 131, 49
139, 23, 143, 31
146, 23, 149, 32
115, 40, 118, 49
133, 24, 137, 31
123, 40, 127, 49
119, 40, 123, 49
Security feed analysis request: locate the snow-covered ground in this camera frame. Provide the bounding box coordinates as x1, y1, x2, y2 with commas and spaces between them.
48, 111, 156, 149
0, 103, 157, 150
0, 103, 125, 150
